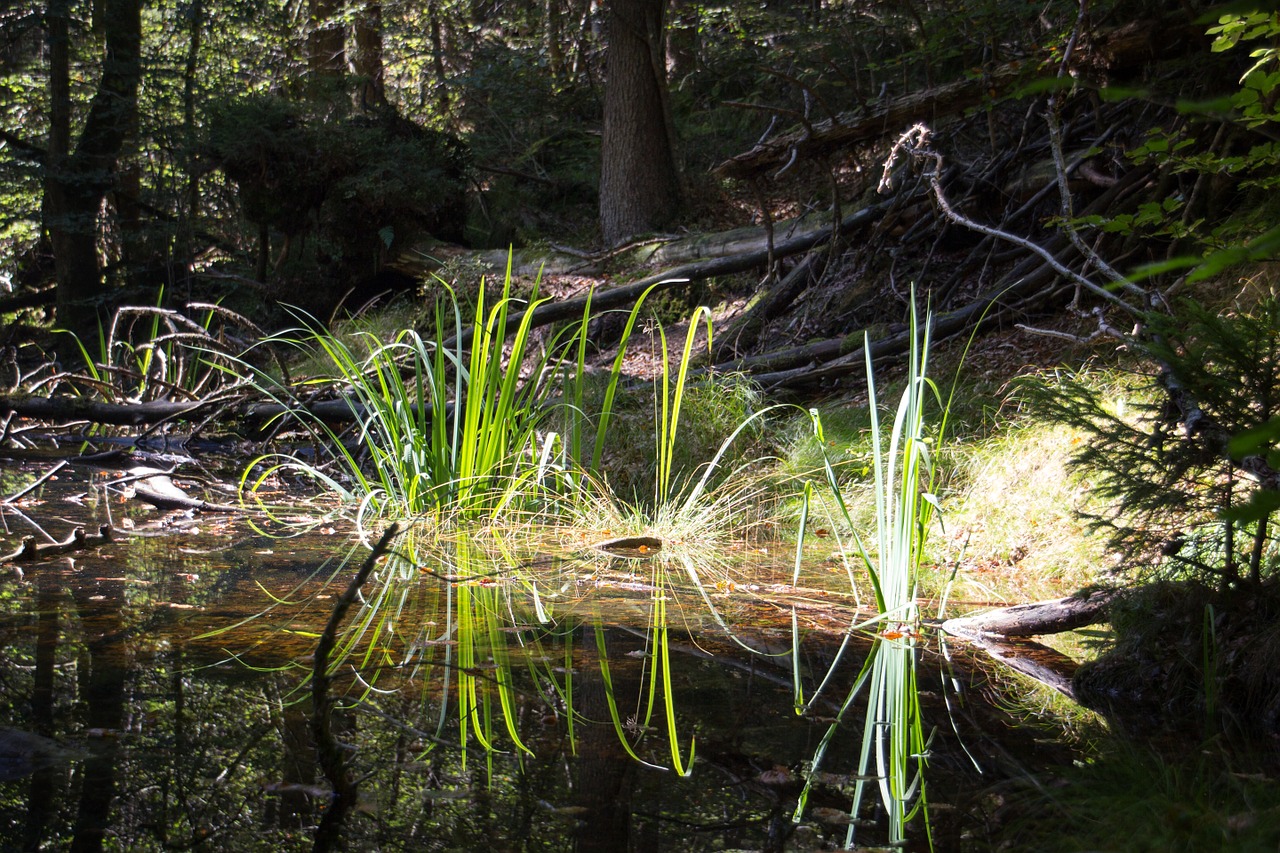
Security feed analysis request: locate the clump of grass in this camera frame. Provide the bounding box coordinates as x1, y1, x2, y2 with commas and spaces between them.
240, 261, 580, 530
566, 301, 784, 550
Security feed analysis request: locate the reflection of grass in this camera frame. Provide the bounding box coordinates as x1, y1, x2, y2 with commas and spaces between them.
298, 528, 562, 771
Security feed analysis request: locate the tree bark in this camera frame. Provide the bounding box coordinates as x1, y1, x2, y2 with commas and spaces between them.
544, 0, 564, 81
45, 0, 143, 345
599, 0, 681, 246
307, 0, 346, 83
352, 1, 386, 108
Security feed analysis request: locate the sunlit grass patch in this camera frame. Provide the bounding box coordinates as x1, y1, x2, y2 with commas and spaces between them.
942, 422, 1116, 603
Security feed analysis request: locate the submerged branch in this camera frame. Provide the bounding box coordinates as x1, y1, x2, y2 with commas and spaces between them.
1, 525, 115, 579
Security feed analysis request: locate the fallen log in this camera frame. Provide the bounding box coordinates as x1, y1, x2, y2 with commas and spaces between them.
123, 466, 245, 514
941, 587, 1119, 640
0, 394, 209, 426
446, 198, 894, 352
735, 162, 1157, 391
963, 636, 1082, 699
715, 62, 1032, 182
714, 11, 1207, 182
0, 390, 443, 431
711, 246, 828, 362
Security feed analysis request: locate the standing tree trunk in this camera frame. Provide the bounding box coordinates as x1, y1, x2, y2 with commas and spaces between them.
307, 0, 346, 84
599, 0, 681, 247
45, 0, 143, 346
545, 0, 565, 82
426, 3, 450, 112
352, 0, 386, 108
179, 0, 204, 282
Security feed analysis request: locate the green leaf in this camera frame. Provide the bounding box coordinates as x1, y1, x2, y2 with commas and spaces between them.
1220, 490, 1280, 524
1228, 416, 1280, 458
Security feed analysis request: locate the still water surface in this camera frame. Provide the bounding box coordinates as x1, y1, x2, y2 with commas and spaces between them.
0, 462, 1071, 851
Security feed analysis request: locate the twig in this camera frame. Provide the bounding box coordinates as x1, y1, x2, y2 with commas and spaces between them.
880, 123, 1146, 313
0, 524, 114, 565
3, 460, 68, 504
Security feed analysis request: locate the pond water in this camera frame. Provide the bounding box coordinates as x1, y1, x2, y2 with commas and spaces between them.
0, 460, 1079, 851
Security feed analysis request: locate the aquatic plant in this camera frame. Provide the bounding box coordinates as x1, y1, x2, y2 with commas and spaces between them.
240, 260, 582, 526
567, 287, 782, 547
793, 292, 943, 849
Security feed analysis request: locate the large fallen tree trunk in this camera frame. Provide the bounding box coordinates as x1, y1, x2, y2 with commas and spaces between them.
446, 198, 895, 352
713, 11, 1206, 182
405, 209, 853, 280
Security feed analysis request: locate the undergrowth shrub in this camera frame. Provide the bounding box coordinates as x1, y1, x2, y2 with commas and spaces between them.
1028, 295, 1280, 593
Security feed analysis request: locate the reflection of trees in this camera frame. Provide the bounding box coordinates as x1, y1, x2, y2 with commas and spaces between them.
68, 569, 128, 851
572, 627, 640, 853
0, 528, 902, 851
24, 570, 62, 850
263, 679, 319, 830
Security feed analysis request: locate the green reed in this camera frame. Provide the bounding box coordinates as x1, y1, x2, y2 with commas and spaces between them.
793, 292, 943, 849
240, 259, 584, 526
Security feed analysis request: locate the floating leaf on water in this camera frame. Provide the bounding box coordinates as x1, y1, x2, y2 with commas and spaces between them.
542, 803, 591, 817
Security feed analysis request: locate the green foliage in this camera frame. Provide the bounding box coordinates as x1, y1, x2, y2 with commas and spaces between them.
1028, 297, 1280, 590
237, 260, 773, 550
1209, 10, 1280, 129
449, 41, 600, 245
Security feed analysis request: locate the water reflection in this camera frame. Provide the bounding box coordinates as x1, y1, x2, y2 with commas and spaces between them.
0, 472, 1061, 850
